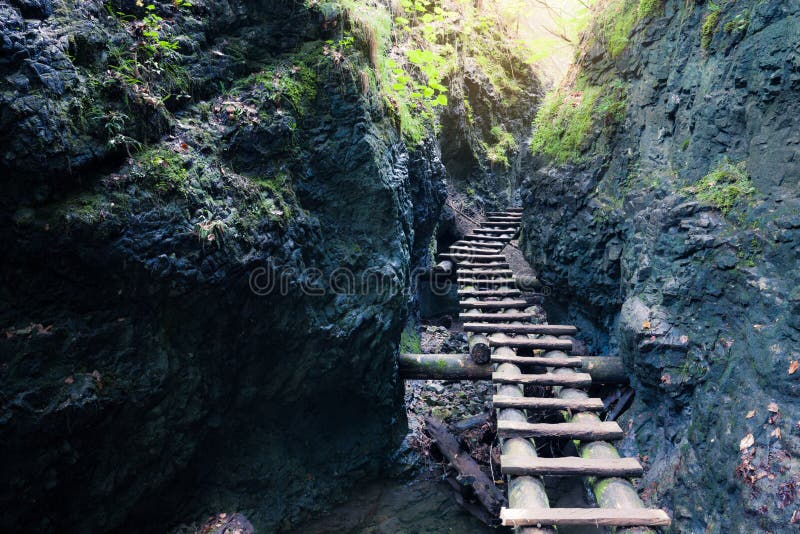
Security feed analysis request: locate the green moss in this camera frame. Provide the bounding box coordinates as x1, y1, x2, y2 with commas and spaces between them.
252, 172, 297, 223
400, 326, 422, 353
638, 0, 661, 18
246, 63, 318, 116
685, 159, 755, 215
481, 125, 518, 168
701, 3, 722, 49
530, 78, 627, 165
133, 147, 187, 195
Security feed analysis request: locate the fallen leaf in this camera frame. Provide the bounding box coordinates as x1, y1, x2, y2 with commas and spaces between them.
679, 335, 689, 344
746, 410, 756, 419
740, 433, 755, 450
768, 402, 780, 413
789, 361, 799, 375
771, 427, 782, 439
642, 321, 651, 330
64, 376, 74, 385
661, 374, 672, 385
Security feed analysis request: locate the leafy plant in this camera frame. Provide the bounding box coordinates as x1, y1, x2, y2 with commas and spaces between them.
106, 2, 191, 107
701, 2, 722, 49
481, 126, 518, 168
685, 159, 755, 215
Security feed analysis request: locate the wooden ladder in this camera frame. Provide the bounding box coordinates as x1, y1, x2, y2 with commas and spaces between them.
437, 208, 671, 529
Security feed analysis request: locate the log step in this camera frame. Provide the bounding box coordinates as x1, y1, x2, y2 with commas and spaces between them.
500, 508, 671, 528
488, 334, 572, 350
460, 312, 532, 322
500, 455, 643, 477
480, 221, 519, 227
457, 262, 510, 268
486, 217, 522, 222
458, 288, 522, 298
492, 372, 592, 387
465, 233, 512, 241
455, 239, 505, 247
490, 354, 583, 368
497, 420, 624, 441
474, 228, 518, 234
457, 278, 517, 286
492, 394, 604, 411
465, 323, 576, 335
449, 245, 503, 254
457, 269, 514, 276
440, 254, 507, 262
460, 299, 530, 310
487, 210, 522, 215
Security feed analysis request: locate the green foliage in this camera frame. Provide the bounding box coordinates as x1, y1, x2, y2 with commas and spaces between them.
400, 325, 422, 353
132, 147, 187, 195
481, 126, 518, 168
638, 0, 661, 18
106, 2, 191, 106
529, 77, 628, 165
246, 63, 318, 116
724, 10, 749, 33
686, 159, 755, 215
252, 172, 296, 223
701, 2, 722, 49
530, 84, 600, 164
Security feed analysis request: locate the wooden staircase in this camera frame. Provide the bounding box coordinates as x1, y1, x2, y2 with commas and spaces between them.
437, 207, 671, 529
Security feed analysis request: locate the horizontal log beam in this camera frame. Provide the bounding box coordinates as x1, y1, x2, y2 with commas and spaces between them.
457, 261, 510, 268
465, 323, 577, 335
490, 354, 583, 368
459, 311, 532, 322
440, 254, 507, 262
492, 395, 605, 412
398, 353, 627, 384
500, 456, 643, 477
458, 288, 522, 298
497, 421, 624, 441
488, 335, 573, 350
492, 372, 592, 388
500, 508, 671, 528
460, 300, 529, 309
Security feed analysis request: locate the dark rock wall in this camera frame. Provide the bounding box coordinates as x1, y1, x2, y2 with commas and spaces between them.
0, 0, 445, 531
521, 1, 800, 531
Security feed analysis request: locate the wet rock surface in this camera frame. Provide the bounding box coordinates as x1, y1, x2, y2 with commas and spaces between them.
0, 0, 446, 531
521, 1, 800, 531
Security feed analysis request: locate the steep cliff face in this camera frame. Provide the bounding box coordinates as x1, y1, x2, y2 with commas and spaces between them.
521, 0, 800, 531
0, 0, 446, 530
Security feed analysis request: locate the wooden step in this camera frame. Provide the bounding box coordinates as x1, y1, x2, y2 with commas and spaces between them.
480, 221, 519, 227
500, 455, 643, 477
497, 420, 624, 441
474, 228, 518, 234
464, 323, 577, 335
490, 354, 583, 368
458, 288, 521, 298
492, 394, 604, 411
486, 217, 522, 222
460, 311, 532, 322
457, 278, 517, 286
500, 508, 671, 528
457, 261, 510, 268
449, 245, 502, 254
487, 211, 521, 216
460, 299, 530, 310
455, 239, 505, 247
440, 254, 507, 262
465, 233, 512, 241
488, 334, 572, 350
492, 372, 592, 387
457, 269, 514, 276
